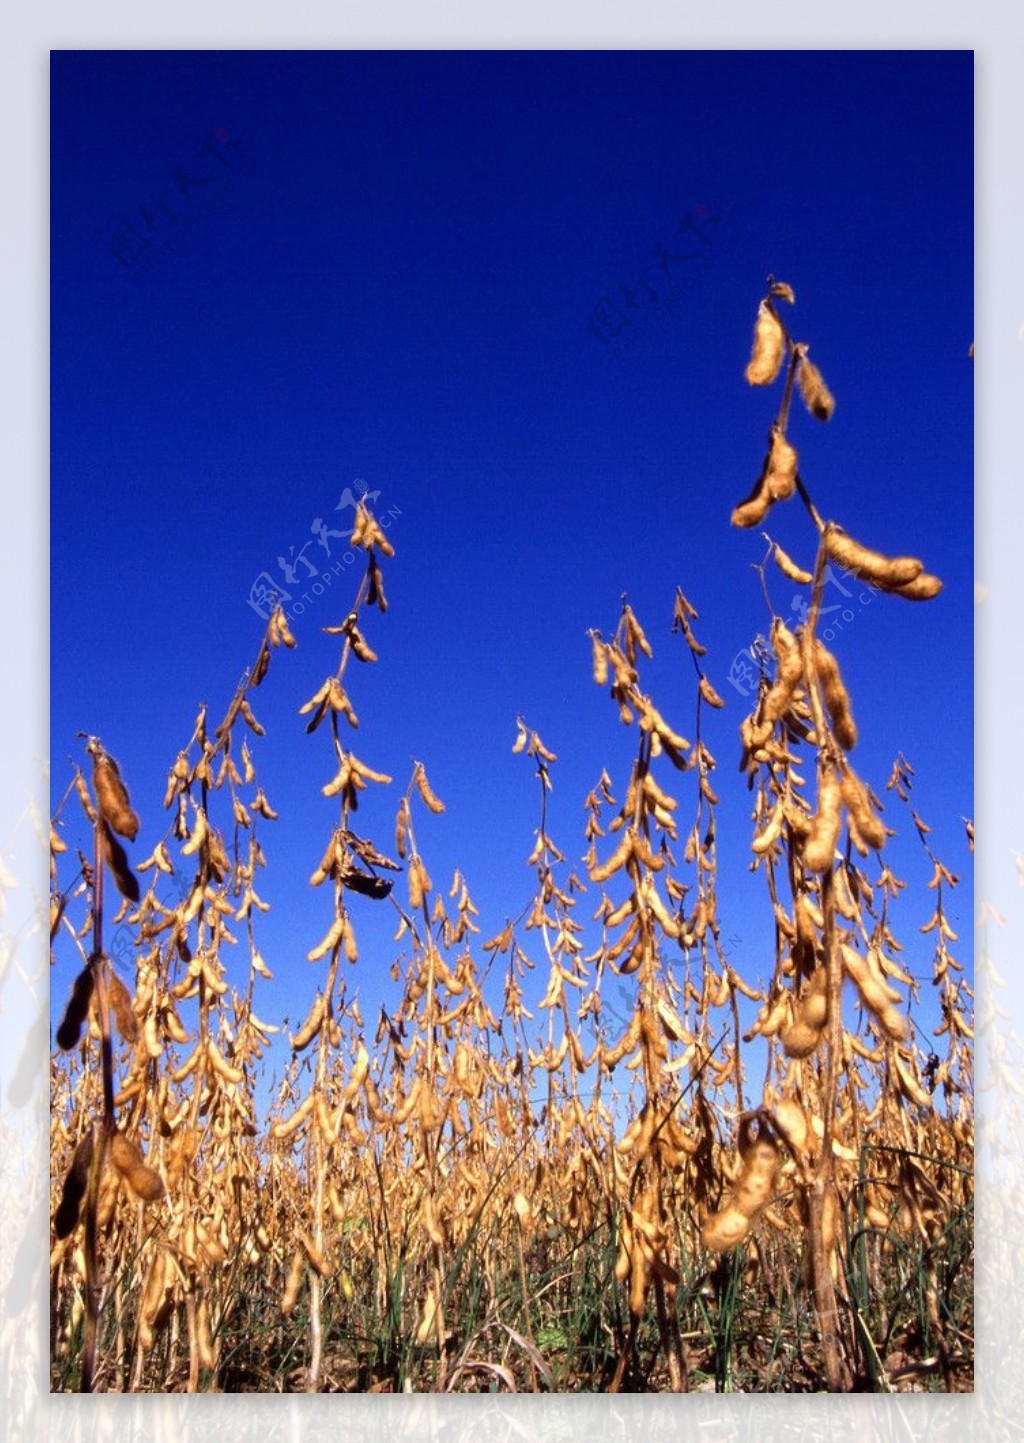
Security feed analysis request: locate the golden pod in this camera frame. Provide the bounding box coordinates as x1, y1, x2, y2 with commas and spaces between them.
771, 543, 813, 586
108, 1130, 143, 1176
125, 1163, 166, 1204
823, 525, 923, 588
878, 570, 944, 601
773, 1098, 810, 1154
730, 482, 773, 530
699, 675, 726, 709
745, 300, 785, 386
811, 638, 857, 750
91, 745, 140, 841
106, 969, 138, 1044
795, 347, 835, 420
307, 913, 345, 962
840, 764, 886, 850
751, 797, 785, 854
765, 426, 798, 501
281, 1248, 305, 1317
781, 1017, 824, 1059
803, 764, 843, 873
701, 1205, 752, 1253
298, 1229, 329, 1278
590, 827, 635, 884
290, 993, 326, 1051
272, 1092, 315, 1140
414, 762, 446, 814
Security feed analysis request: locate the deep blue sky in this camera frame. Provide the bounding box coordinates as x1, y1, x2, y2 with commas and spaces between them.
51, 51, 973, 1076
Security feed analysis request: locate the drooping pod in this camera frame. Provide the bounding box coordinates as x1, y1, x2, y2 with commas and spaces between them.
823, 525, 923, 589
771, 543, 813, 586
745, 301, 786, 386
781, 965, 829, 1058
803, 762, 843, 873
731, 481, 772, 529
874, 571, 944, 602
810, 638, 857, 751
841, 943, 906, 1040
89, 740, 140, 841
764, 425, 798, 501
795, 345, 835, 420
56, 964, 96, 1051
701, 1115, 781, 1252
102, 821, 140, 902
840, 763, 887, 851
54, 1130, 94, 1238
106, 968, 139, 1044
414, 762, 446, 814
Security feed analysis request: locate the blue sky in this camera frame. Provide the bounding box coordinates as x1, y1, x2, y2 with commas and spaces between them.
51, 50, 973, 1080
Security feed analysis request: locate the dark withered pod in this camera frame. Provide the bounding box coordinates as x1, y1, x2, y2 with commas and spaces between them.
341, 866, 393, 900
56, 964, 95, 1051
54, 1130, 94, 1239
102, 821, 140, 903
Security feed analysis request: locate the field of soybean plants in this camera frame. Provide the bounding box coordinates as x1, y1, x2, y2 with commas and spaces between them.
50, 286, 973, 1394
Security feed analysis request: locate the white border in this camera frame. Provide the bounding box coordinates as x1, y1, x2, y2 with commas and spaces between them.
7, 5, 1018, 1438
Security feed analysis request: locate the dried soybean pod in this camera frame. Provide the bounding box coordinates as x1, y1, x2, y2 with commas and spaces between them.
751, 796, 785, 854
106, 968, 139, 1044
840, 764, 887, 850
760, 619, 804, 727
731, 1137, 780, 1217
745, 300, 785, 386
811, 638, 858, 751
281, 1248, 305, 1317
109, 1131, 165, 1202
408, 856, 428, 910
795, 345, 835, 420
89, 741, 140, 841
730, 467, 773, 529
773, 1098, 810, 1154
878, 571, 944, 602
800, 966, 829, 1029
590, 827, 634, 884
126, 1161, 166, 1204
299, 1230, 330, 1278
414, 763, 445, 814
699, 676, 726, 709
290, 992, 326, 1052
781, 1017, 824, 1059
823, 525, 923, 588
772, 543, 814, 586
701, 1206, 752, 1252
803, 763, 843, 873
54, 1130, 94, 1238
74, 769, 98, 823
765, 426, 798, 501
56, 964, 95, 1051
102, 821, 140, 902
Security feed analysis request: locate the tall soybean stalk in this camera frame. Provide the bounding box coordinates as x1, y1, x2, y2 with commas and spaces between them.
276, 500, 395, 1390
725, 279, 944, 1390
